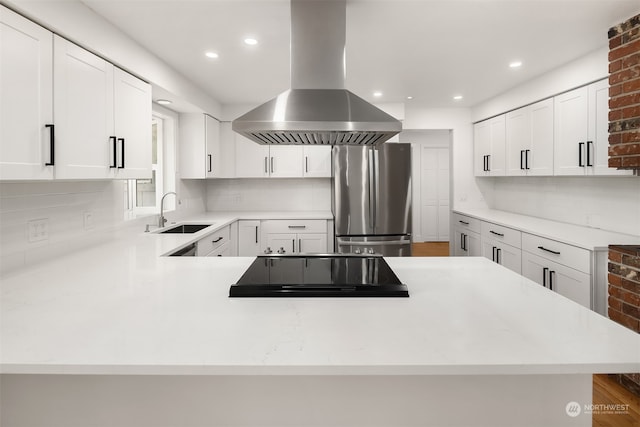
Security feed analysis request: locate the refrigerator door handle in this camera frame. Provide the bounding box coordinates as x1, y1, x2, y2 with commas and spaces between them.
367, 148, 376, 231
372, 148, 380, 231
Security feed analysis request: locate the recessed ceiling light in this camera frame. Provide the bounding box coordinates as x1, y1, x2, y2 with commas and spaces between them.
205, 51, 219, 59
406, 96, 413, 100
244, 38, 258, 46
373, 91, 383, 97
509, 61, 522, 68
453, 95, 463, 101
156, 99, 172, 105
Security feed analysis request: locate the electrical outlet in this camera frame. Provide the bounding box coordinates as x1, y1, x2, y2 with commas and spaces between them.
83, 212, 94, 230
28, 219, 49, 243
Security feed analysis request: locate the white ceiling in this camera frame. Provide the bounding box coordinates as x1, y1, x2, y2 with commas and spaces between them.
82, 0, 639, 109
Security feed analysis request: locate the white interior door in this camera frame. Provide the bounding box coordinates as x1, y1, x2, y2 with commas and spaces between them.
419, 146, 449, 242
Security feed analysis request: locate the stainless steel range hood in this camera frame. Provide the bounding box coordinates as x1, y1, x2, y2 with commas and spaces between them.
232, 0, 402, 146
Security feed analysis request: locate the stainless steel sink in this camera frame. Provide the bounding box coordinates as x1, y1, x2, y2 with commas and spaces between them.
159, 224, 212, 234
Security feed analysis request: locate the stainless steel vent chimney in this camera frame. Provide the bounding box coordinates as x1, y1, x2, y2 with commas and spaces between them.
232, 0, 402, 146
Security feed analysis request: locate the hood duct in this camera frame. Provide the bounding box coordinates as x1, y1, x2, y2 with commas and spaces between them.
232, 0, 402, 146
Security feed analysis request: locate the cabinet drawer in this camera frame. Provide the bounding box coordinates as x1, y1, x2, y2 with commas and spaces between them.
205, 241, 231, 257
197, 226, 230, 256
261, 219, 326, 234
481, 221, 521, 249
452, 213, 481, 233
522, 233, 590, 273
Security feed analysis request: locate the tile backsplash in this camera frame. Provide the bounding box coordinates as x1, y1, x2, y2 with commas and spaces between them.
206, 178, 331, 212
0, 181, 126, 274
488, 176, 640, 235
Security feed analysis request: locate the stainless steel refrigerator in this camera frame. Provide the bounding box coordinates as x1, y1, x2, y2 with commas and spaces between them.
332, 144, 412, 256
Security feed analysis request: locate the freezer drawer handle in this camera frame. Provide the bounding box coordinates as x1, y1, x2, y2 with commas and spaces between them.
537, 246, 560, 255
337, 238, 409, 246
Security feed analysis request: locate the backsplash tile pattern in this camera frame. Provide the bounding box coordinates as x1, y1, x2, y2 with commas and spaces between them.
488, 176, 640, 235
205, 178, 331, 212
0, 181, 124, 274
609, 13, 640, 170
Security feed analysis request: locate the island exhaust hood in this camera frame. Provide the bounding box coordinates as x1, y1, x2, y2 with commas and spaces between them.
232, 0, 402, 146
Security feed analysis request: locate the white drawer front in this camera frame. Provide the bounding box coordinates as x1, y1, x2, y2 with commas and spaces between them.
481, 221, 521, 249
197, 226, 230, 256
522, 233, 590, 273
262, 219, 326, 234
452, 213, 481, 233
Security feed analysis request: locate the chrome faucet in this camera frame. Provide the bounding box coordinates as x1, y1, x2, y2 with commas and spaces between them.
159, 191, 176, 228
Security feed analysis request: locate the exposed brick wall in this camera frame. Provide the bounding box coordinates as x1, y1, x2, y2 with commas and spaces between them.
609, 13, 640, 170
608, 245, 640, 396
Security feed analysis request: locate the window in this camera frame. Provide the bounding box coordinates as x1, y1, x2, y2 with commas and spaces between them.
125, 107, 176, 219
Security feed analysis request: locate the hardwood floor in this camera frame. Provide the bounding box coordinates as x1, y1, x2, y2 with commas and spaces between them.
411, 241, 449, 257
412, 242, 640, 427
593, 374, 640, 427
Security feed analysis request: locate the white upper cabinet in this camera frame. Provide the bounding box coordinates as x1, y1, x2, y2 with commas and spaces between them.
234, 134, 309, 178
53, 36, 115, 179
113, 67, 152, 179
0, 8, 151, 181
474, 115, 505, 176
554, 80, 631, 176
0, 6, 54, 180
528, 99, 554, 176
302, 146, 332, 177
180, 113, 222, 179
505, 99, 554, 176
234, 134, 270, 178
588, 80, 630, 175
269, 146, 303, 177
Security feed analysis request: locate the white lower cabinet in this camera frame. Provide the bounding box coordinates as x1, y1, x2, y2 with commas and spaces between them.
206, 241, 231, 257
522, 252, 590, 308
261, 220, 328, 254
197, 225, 231, 257
453, 228, 481, 257
481, 239, 521, 274
237, 220, 261, 256
452, 213, 482, 257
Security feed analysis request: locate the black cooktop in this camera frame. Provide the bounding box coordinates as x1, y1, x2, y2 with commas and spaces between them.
229, 255, 408, 297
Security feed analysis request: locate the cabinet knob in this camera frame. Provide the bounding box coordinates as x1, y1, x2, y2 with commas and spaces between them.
277, 247, 286, 254
264, 247, 273, 254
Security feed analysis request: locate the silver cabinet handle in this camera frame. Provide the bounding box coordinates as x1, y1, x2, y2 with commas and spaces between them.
305, 156, 309, 173
270, 157, 274, 173
264, 157, 268, 174
298, 238, 302, 253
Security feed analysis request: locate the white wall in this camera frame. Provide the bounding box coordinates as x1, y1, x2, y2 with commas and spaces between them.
471, 48, 640, 236
403, 106, 489, 212
471, 47, 608, 122
206, 179, 331, 212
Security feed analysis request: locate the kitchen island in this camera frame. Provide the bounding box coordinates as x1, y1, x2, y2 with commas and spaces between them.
1, 222, 639, 426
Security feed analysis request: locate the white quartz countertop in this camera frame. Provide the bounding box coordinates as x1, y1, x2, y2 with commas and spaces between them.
1, 211, 639, 376
454, 208, 640, 251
